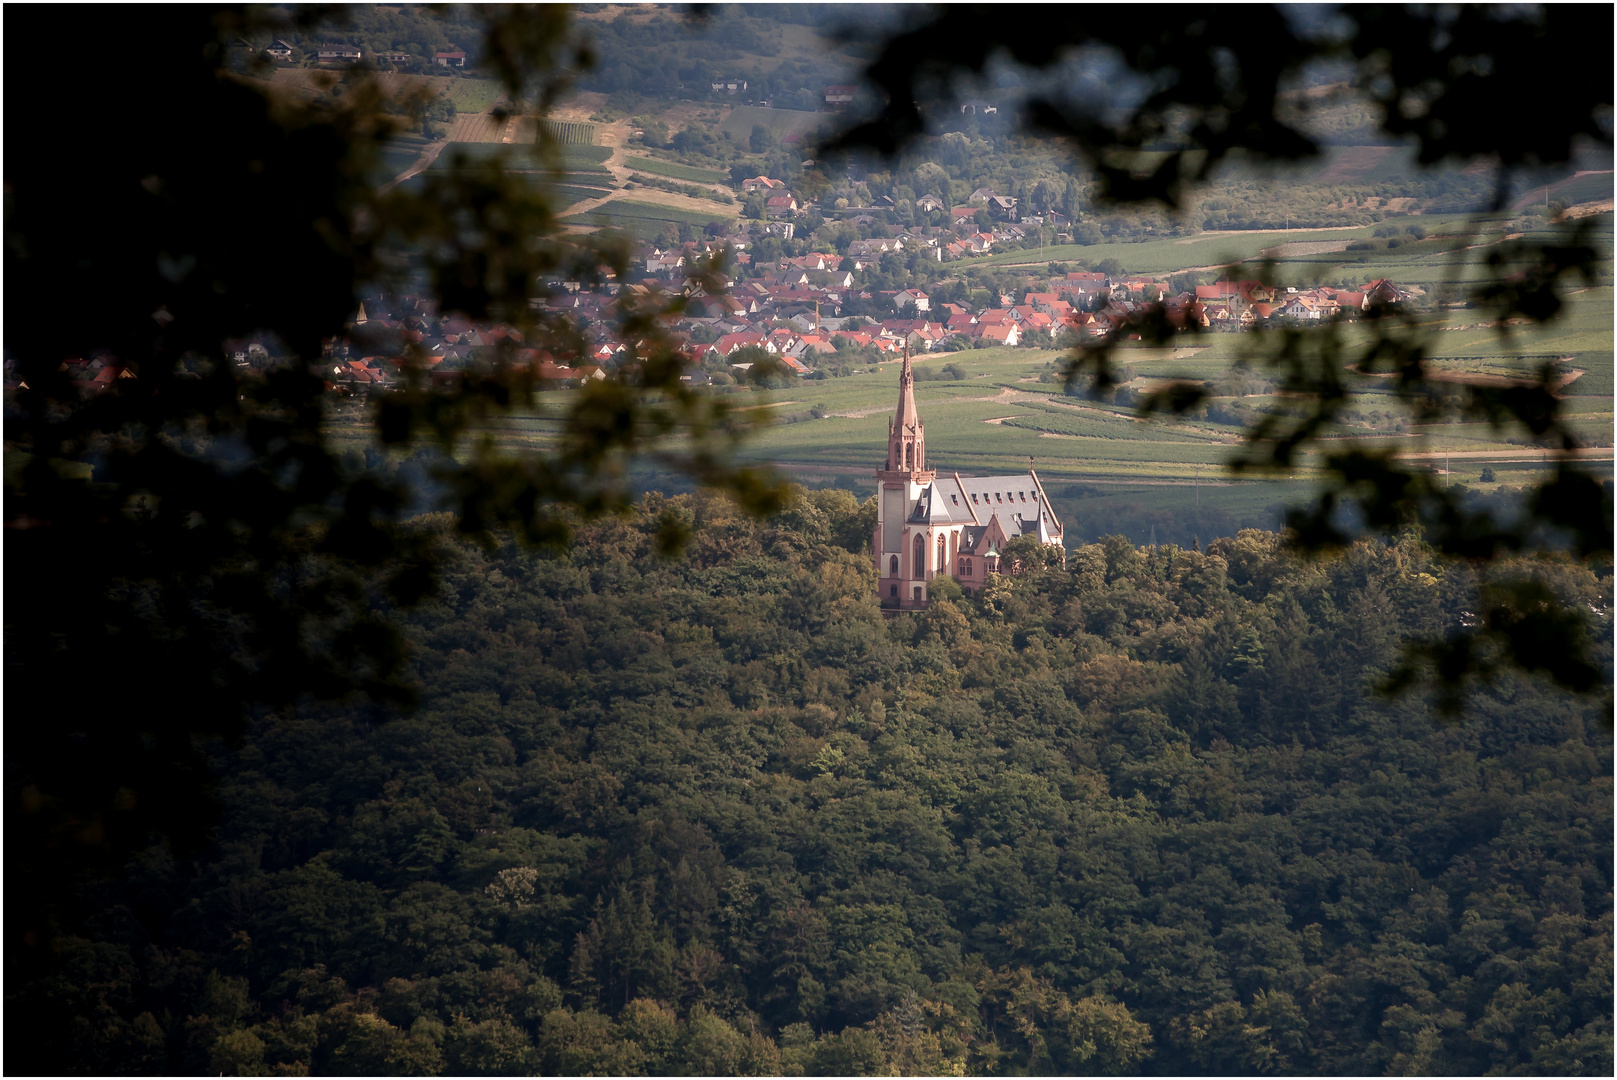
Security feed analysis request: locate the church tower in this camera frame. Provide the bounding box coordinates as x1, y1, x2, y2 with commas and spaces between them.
886, 346, 926, 474
874, 346, 940, 610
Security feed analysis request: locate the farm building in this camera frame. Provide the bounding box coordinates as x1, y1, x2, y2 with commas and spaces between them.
316, 45, 361, 63
434, 50, 466, 67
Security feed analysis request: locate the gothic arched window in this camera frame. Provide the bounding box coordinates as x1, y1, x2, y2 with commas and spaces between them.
913, 533, 926, 577
937, 535, 945, 575
905, 444, 913, 469
889, 554, 899, 575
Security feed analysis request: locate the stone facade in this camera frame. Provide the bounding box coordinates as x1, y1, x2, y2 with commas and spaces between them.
873, 350, 1064, 609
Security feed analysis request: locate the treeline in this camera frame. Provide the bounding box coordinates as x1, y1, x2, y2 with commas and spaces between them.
10, 492, 1612, 1075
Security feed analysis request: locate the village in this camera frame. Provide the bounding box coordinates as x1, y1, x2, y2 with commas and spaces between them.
276, 239, 1411, 394
41, 254, 1411, 396
27, 144, 1422, 396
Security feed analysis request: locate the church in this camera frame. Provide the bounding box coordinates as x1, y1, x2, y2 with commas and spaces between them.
873, 349, 1065, 609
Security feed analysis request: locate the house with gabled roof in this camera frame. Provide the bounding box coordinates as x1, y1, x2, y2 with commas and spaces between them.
1278, 294, 1321, 319
978, 322, 1021, 346
709, 332, 776, 357
1365, 278, 1407, 305
893, 288, 931, 313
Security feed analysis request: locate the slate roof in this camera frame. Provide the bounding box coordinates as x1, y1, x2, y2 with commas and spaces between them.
904, 472, 1063, 540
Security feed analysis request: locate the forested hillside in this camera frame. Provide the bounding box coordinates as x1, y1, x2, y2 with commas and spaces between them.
14, 492, 1611, 1076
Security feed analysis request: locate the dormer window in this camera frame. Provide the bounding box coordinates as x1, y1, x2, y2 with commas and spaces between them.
995, 493, 1002, 503
1020, 492, 1026, 501
951, 494, 958, 504
971, 493, 978, 504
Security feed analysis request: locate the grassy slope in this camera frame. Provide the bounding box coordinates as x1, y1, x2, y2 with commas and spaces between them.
626, 157, 728, 184
720, 105, 827, 144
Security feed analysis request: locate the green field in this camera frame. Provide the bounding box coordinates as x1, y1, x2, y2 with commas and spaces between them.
425, 143, 614, 175
626, 156, 729, 184
977, 213, 1512, 276
556, 145, 613, 171
559, 199, 731, 237
720, 105, 826, 145
443, 78, 502, 113
552, 184, 613, 210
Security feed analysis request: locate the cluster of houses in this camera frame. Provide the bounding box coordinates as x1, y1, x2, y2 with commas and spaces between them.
1183, 278, 1409, 328
276, 261, 1414, 396
30, 232, 1407, 399
240, 39, 469, 67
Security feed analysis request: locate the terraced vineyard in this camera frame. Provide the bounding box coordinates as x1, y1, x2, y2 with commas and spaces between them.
538, 118, 598, 145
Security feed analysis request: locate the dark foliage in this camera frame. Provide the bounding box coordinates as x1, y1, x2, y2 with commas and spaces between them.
7, 496, 1610, 1075
4, 4, 786, 971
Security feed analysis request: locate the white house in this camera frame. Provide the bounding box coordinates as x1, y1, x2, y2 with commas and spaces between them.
893, 289, 931, 313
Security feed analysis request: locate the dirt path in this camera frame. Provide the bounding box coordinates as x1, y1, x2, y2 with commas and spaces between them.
380, 139, 449, 193
1399, 446, 1613, 462
548, 115, 739, 222
1172, 225, 1366, 245
1351, 364, 1584, 392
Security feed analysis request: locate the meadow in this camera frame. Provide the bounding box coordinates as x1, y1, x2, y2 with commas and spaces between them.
442, 77, 502, 112
719, 104, 827, 144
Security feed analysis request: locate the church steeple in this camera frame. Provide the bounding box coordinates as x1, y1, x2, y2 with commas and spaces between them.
887, 343, 925, 474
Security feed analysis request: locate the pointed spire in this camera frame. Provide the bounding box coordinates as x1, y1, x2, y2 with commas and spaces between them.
886, 339, 926, 474
895, 340, 919, 432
